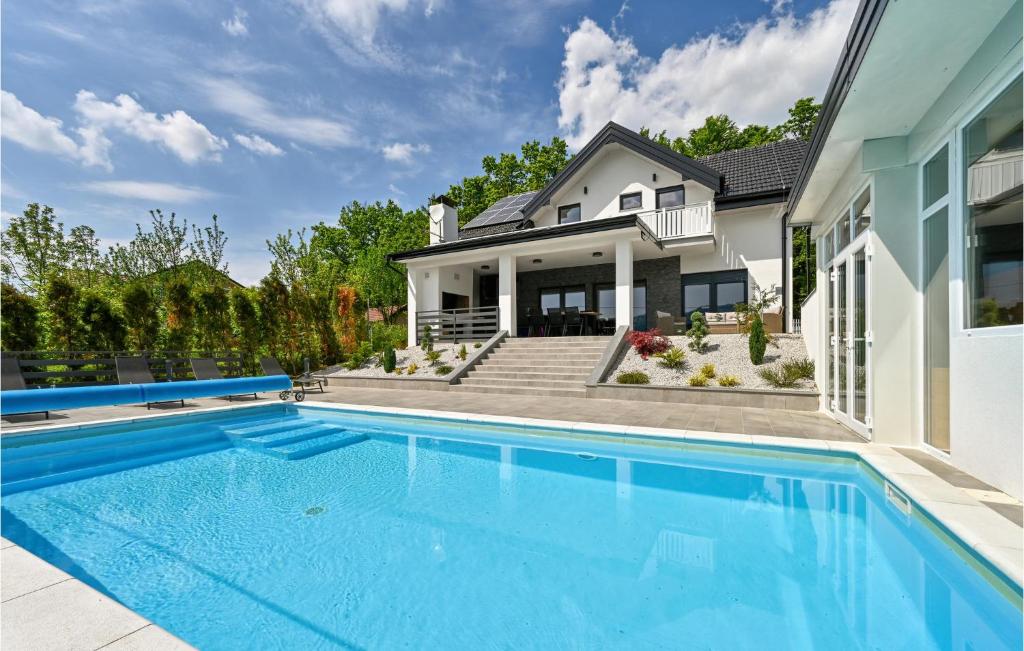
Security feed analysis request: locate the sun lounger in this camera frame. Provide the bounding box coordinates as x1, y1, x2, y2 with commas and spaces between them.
1, 355, 48, 419
116, 356, 184, 409
190, 358, 258, 401
260, 357, 324, 393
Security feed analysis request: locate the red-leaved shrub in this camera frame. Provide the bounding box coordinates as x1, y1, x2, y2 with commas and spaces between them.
626, 328, 671, 360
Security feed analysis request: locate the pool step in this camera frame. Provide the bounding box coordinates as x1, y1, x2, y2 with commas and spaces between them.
221, 418, 323, 439
234, 424, 340, 449
266, 430, 369, 460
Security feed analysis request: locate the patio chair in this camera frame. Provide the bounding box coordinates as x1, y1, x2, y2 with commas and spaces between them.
563, 306, 585, 336
1, 355, 48, 419
190, 358, 257, 401
116, 356, 184, 409
526, 308, 547, 337
260, 357, 324, 393
546, 308, 566, 336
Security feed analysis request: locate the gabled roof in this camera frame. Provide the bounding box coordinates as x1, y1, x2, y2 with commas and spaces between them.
519, 122, 722, 221
698, 139, 808, 208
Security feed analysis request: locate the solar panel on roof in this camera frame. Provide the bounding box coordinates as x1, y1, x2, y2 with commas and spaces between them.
462, 191, 538, 230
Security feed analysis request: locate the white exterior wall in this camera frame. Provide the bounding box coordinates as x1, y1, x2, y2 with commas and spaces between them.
679, 205, 784, 300
530, 146, 716, 227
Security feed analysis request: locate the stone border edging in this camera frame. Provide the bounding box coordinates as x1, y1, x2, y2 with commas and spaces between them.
447, 330, 507, 384
587, 382, 820, 410
586, 325, 630, 387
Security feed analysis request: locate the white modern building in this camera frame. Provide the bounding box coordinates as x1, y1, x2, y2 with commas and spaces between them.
391, 122, 803, 346
789, 0, 1022, 496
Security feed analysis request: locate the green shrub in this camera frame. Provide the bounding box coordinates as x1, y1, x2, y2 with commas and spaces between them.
687, 373, 709, 387
616, 371, 650, 384
381, 345, 396, 373
473, 342, 482, 349
0, 283, 38, 351
655, 346, 686, 370
420, 325, 434, 351
344, 341, 374, 370
425, 349, 442, 366
434, 364, 453, 376
782, 357, 814, 380
407, 362, 419, 375
699, 363, 716, 378
686, 311, 709, 353
758, 363, 802, 388
748, 317, 768, 365
718, 375, 741, 387
458, 344, 468, 361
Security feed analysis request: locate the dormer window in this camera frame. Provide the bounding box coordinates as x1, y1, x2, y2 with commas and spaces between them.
619, 192, 642, 211
558, 203, 581, 224
656, 185, 685, 209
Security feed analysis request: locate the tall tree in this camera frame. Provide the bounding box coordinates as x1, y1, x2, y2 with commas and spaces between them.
122, 283, 160, 350
1, 282, 39, 351
80, 293, 127, 350
43, 276, 82, 350
230, 287, 260, 370
782, 97, 822, 141
1, 203, 68, 295
195, 285, 232, 351
164, 278, 196, 350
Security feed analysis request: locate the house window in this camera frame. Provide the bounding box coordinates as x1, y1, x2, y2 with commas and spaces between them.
681, 270, 748, 324
962, 75, 1022, 329
594, 282, 647, 328
656, 185, 685, 209
540, 286, 586, 313
595, 285, 615, 320
633, 282, 647, 330
619, 192, 643, 211
558, 204, 581, 224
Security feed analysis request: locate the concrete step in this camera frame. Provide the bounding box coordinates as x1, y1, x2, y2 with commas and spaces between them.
466, 369, 590, 381
450, 383, 587, 398
482, 358, 596, 368
490, 352, 603, 361
459, 377, 584, 389
494, 344, 609, 353
501, 337, 610, 346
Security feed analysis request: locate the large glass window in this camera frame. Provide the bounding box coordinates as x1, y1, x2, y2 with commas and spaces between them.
923, 145, 949, 209
596, 285, 615, 320
540, 289, 561, 313
853, 188, 871, 238
681, 270, 748, 324
558, 204, 581, 224
962, 76, 1023, 328
836, 212, 851, 252
633, 282, 647, 330
564, 287, 586, 311
656, 186, 685, 209
540, 286, 586, 313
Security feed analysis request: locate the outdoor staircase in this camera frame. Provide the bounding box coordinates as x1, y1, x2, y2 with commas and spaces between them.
221, 415, 372, 460
452, 336, 610, 398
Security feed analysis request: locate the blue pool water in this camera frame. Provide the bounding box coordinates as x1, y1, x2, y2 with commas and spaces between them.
2, 405, 1020, 649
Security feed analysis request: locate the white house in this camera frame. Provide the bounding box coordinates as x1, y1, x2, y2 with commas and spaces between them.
788, 0, 1022, 496
391, 122, 805, 347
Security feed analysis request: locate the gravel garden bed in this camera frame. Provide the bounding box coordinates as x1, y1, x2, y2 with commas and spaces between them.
604, 334, 816, 391
322, 343, 473, 378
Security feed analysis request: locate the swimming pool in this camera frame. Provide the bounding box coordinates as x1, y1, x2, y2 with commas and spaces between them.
2, 404, 1020, 649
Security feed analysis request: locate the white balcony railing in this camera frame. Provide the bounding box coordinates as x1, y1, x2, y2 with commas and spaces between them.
638, 200, 714, 241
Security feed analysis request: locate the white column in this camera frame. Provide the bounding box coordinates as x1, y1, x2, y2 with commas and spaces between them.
407, 267, 418, 347
615, 240, 634, 330
785, 226, 794, 332
498, 254, 517, 335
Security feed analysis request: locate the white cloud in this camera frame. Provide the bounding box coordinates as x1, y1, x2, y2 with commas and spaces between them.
290, 0, 433, 69
73, 91, 228, 164
199, 77, 355, 148
387, 182, 406, 195
557, 0, 856, 149
0, 90, 111, 170
234, 133, 284, 156
74, 180, 217, 203
382, 142, 430, 163
222, 7, 249, 36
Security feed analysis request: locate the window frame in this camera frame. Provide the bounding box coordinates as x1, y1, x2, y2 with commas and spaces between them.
619, 192, 643, 212
680, 270, 749, 323
557, 203, 581, 225
952, 71, 1023, 336
655, 185, 686, 209
539, 285, 586, 312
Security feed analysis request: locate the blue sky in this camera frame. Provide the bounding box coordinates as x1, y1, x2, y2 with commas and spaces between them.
1, 0, 854, 284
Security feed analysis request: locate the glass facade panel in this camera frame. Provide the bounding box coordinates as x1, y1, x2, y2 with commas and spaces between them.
564, 288, 586, 311
924, 207, 950, 452
923, 145, 949, 209
683, 284, 710, 319
596, 286, 615, 320
823, 231, 834, 264
837, 213, 851, 252
828, 267, 835, 409
853, 189, 871, 238
633, 283, 647, 330
836, 262, 848, 415
540, 290, 561, 313
962, 76, 1023, 328
853, 250, 867, 423
716, 282, 745, 312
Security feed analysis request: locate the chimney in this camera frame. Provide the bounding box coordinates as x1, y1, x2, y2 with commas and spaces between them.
429, 195, 458, 244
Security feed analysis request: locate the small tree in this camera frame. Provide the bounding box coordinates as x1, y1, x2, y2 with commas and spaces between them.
43, 275, 82, 350
1, 282, 39, 350
382, 344, 396, 373
749, 317, 768, 365
164, 278, 196, 351
336, 285, 359, 356
420, 324, 434, 351
686, 311, 709, 353
195, 285, 232, 351
121, 283, 160, 351
230, 288, 260, 371
81, 293, 127, 351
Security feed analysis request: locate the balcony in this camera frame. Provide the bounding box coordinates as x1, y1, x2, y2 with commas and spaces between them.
638, 200, 714, 242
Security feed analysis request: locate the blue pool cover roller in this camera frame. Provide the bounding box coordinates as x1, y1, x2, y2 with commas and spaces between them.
1, 375, 292, 415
